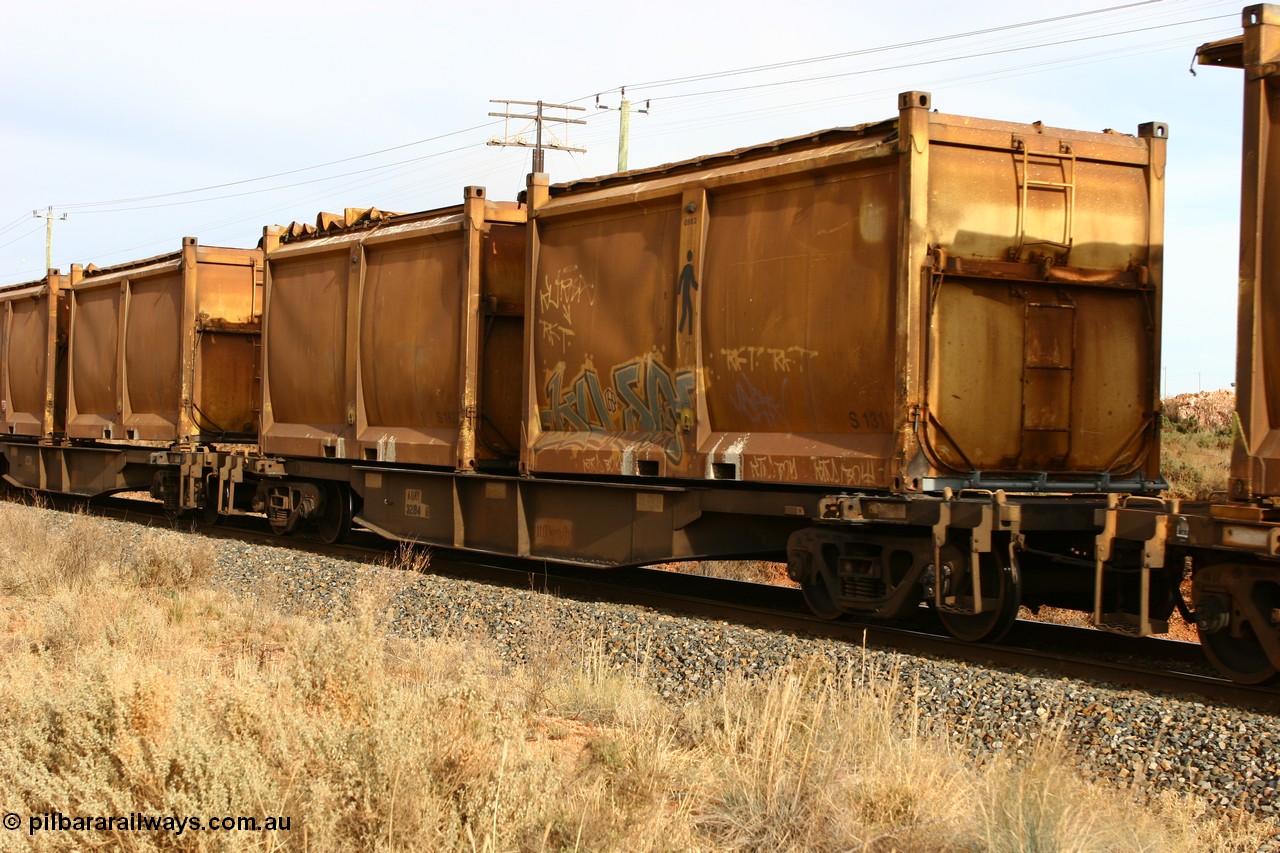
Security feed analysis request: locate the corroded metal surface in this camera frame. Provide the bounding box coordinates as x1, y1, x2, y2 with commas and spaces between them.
0, 270, 73, 438
66, 239, 263, 443
1199, 7, 1280, 500
259, 190, 526, 469
524, 93, 1165, 492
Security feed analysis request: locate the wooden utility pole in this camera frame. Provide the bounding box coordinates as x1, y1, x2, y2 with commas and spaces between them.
596, 89, 649, 172
32, 206, 68, 272
487, 99, 586, 173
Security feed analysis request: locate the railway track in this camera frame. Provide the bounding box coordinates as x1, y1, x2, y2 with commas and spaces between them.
41, 493, 1278, 714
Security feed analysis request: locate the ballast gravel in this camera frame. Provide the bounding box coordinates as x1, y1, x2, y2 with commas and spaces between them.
145, 523, 1280, 837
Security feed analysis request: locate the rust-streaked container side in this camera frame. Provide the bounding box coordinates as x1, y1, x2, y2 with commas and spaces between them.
524, 92, 1164, 492
66, 239, 263, 443
0, 269, 74, 439
1197, 9, 1280, 500
920, 111, 1164, 488
259, 190, 526, 469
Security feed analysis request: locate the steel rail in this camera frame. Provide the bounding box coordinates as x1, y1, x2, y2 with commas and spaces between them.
34, 493, 1280, 714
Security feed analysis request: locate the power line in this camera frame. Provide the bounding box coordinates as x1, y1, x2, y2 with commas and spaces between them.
0, 214, 33, 239
52, 121, 501, 210
3, 0, 1231, 262
640, 13, 1235, 103
619, 30, 1229, 148
66, 142, 485, 215
0, 225, 45, 251
624, 0, 1169, 92
41, 2, 1190, 219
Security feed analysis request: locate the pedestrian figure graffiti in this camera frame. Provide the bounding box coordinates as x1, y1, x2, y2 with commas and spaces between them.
677, 250, 698, 334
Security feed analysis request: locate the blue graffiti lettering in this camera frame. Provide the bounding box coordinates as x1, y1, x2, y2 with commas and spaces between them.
542, 354, 695, 464
728, 373, 783, 427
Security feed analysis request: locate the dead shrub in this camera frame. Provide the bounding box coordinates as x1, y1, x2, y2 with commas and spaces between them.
0, 503, 1273, 852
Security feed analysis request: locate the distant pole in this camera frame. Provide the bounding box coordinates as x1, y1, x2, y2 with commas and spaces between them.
597, 89, 650, 172
488, 99, 587, 176
618, 98, 629, 171
32, 206, 68, 272
535, 101, 545, 173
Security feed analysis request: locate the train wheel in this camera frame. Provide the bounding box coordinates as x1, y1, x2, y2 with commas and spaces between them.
268, 511, 291, 537
317, 483, 353, 545
799, 560, 845, 621
936, 550, 1021, 643
1194, 565, 1279, 685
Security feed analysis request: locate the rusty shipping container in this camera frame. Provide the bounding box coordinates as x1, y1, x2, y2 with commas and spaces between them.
259, 191, 526, 469
66, 239, 263, 443
523, 91, 1165, 492
0, 269, 74, 439
1198, 10, 1280, 501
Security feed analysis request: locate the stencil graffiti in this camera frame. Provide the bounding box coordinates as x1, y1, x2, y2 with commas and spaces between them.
541, 353, 694, 463
677, 251, 698, 335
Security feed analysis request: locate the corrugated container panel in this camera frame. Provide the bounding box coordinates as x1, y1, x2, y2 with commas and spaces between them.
259, 189, 526, 469
0, 270, 72, 439
1195, 14, 1280, 501
66, 239, 263, 443
523, 92, 1165, 492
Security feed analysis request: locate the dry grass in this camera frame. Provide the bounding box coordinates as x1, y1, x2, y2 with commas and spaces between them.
655, 560, 798, 587
1160, 396, 1233, 501
1161, 423, 1232, 501
0, 501, 1273, 851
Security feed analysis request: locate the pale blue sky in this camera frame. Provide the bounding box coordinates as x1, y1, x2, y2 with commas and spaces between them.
0, 0, 1247, 394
